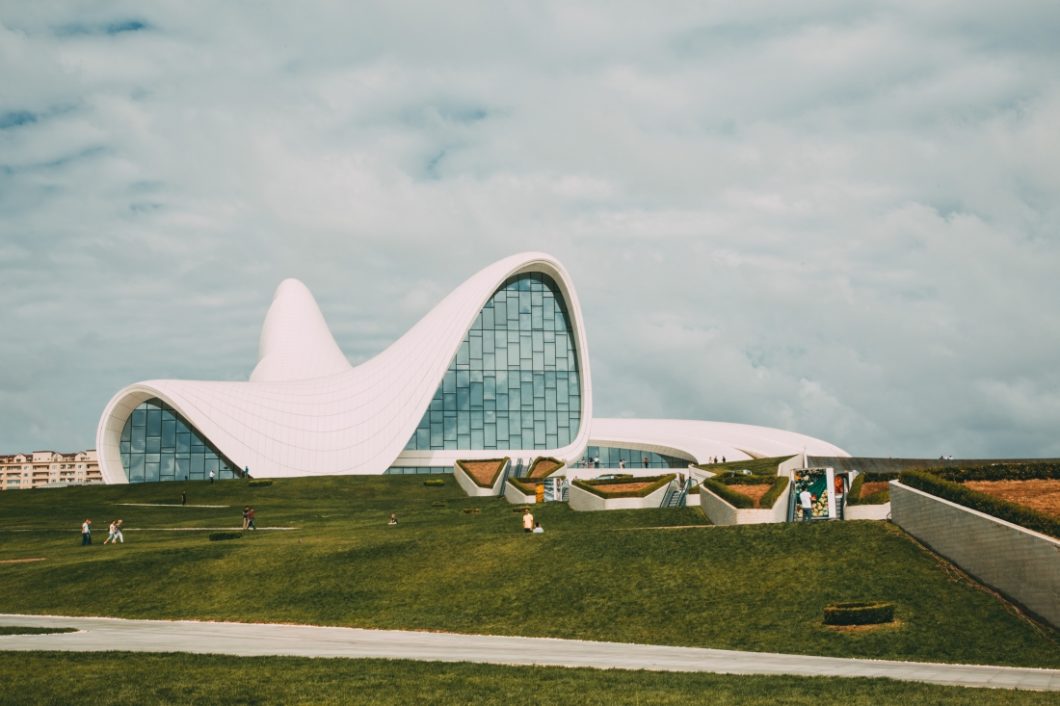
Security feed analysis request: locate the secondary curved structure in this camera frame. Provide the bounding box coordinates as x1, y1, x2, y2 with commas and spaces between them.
96, 252, 847, 484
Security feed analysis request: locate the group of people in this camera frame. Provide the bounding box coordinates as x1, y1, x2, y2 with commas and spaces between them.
521, 508, 544, 534
80, 518, 124, 545
241, 506, 257, 530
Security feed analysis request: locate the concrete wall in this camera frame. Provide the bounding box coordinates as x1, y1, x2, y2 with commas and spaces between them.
503, 481, 537, 505
890, 481, 1060, 628
568, 481, 671, 512
698, 483, 790, 526
454, 460, 508, 498
845, 502, 890, 521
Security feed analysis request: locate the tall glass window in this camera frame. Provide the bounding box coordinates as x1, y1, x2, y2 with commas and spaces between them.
119, 398, 239, 483
405, 272, 582, 451
581, 445, 690, 469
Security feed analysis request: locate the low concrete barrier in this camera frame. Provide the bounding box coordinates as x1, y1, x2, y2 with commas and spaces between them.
698, 484, 790, 526
890, 481, 1059, 628
503, 480, 537, 505
568, 481, 670, 512
845, 503, 890, 521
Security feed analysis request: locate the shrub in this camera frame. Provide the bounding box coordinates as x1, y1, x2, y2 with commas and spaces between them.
248, 480, 273, 487
572, 474, 675, 499
931, 462, 1060, 483
208, 532, 242, 542
423, 478, 446, 487
759, 476, 790, 509
717, 475, 775, 486
700, 478, 754, 509
899, 470, 1060, 538
824, 601, 895, 626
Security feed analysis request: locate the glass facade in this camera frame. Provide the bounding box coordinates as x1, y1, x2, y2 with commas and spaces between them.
384, 466, 453, 475
580, 445, 690, 469
405, 272, 582, 452
119, 398, 239, 483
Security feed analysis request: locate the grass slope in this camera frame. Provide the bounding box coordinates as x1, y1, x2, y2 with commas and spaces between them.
0, 475, 1056, 667
2, 653, 1057, 706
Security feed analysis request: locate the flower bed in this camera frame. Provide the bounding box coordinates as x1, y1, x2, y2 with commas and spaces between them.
526, 457, 565, 479
572, 474, 675, 499
456, 458, 509, 488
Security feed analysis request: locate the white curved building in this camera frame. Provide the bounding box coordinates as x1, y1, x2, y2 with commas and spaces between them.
96, 252, 847, 484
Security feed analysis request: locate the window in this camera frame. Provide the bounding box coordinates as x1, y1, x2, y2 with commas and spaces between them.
119, 398, 238, 483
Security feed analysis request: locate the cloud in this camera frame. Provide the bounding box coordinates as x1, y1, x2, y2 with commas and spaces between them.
0, 1, 1058, 459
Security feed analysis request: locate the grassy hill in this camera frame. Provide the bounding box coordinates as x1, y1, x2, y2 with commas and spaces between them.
0, 475, 1056, 668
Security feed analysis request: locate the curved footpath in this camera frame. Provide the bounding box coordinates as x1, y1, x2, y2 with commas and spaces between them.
1, 614, 1057, 692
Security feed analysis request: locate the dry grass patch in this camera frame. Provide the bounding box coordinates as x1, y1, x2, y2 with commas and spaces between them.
964, 479, 1060, 519
728, 484, 772, 507
527, 458, 564, 479
459, 460, 507, 487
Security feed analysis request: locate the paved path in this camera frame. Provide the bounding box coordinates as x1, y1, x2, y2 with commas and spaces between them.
1, 614, 1057, 691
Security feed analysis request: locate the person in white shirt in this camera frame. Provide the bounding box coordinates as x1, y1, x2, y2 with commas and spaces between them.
799, 489, 814, 521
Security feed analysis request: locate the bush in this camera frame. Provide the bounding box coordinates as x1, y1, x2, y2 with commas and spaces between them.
700, 478, 754, 508
931, 462, 1060, 483
572, 474, 675, 499
899, 471, 1060, 538
824, 601, 895, 626
208, 532, 241, 542
717, 475, 775, 486
423, 478, 446, 487
248, 480, 273, 487
759, 476, 790, 509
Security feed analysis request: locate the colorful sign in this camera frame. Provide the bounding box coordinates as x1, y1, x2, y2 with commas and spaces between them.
793, 468, 836, 520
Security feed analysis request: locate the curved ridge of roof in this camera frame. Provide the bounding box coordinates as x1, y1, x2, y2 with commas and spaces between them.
96, 252, 594, 482
250, 278, 352, 382
589, 417, 850, 465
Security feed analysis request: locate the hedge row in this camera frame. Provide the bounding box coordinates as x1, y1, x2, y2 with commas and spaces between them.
247, 479, 273, 488
823, 601, 895, 626
716, 475, 775, 486
455, 457, 510, 488
572, 474, 675, 499
700, 478, 754, 509
759, 476, 790, 509
899, 470, 1060, 539
926, 462, 1060, 483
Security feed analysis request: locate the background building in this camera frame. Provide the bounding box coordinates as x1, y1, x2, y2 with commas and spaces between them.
0, 450, 101, 490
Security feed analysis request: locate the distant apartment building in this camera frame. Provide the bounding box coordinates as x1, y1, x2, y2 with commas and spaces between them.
0, 450, 102, 490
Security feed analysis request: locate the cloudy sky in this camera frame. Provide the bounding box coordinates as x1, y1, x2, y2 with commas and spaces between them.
2, 1, 1058, 459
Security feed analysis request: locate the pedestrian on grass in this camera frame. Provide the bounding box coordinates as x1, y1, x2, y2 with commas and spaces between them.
181, 491, 187, 506
103, 520, 118, 545
532, 521, 544, 534
247, 507, 256, 530
81, 519, 92, 545
388, 513, 398, 525
112, 519, 124, 544
209, 470, 215, 483
522, 508, 534, 533
242, 506, 250, 530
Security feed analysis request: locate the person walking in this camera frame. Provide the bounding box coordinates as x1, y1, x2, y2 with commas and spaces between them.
112, 519, 124, 544
242, 506, 250, 530
799, 488, 814, 521
103, 520, 118, 545
247, 507, 256, 531
181, 491, 187, 506
81, 519, 92, 546
522, 508, 534, 533
209, 470, 215, 483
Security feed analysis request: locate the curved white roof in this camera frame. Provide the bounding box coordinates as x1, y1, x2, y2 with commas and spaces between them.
96, 252, 847, 484
96, 252, 595, 482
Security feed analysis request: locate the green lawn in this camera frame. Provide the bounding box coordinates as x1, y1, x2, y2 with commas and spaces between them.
2, 653, 1056, 706
0, 475, 1056, 667
697, 455, 793, 475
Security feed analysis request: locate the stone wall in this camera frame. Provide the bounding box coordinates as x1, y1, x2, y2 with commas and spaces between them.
890, 481, 1060, 628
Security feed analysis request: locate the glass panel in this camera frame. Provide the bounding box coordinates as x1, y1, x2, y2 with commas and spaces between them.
118, 398, 238, 483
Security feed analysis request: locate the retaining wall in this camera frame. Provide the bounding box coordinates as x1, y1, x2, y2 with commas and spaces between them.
890, 481, 1059, 628
454, 460, 509, 498
698, 484, 790, 526
568, 481, 670, 512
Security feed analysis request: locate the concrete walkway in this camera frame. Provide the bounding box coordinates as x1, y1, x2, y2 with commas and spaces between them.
1, 614, 1058, 691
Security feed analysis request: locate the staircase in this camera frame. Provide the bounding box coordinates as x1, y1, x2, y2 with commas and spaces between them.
660, 480, 688, 509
